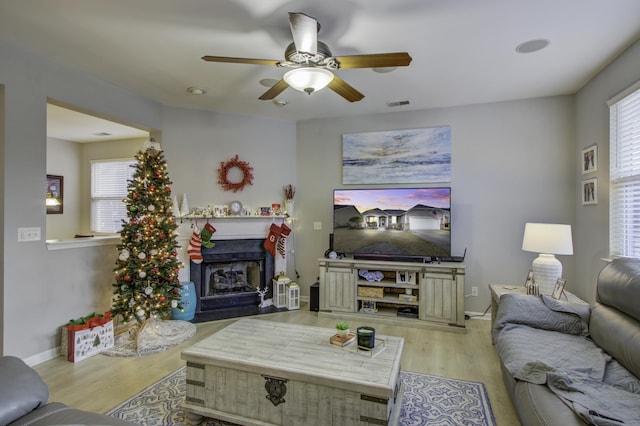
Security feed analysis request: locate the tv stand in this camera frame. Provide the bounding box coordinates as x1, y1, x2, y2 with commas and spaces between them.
318, 258, 465, 331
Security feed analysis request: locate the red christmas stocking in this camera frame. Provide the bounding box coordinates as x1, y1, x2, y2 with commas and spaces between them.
187, 229, 203, 264
263, 223, 282, 257
277, 223, 291, 257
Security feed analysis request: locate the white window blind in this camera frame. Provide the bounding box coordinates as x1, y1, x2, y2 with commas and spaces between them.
91, 159, 135, 233
610, 84, 640, 258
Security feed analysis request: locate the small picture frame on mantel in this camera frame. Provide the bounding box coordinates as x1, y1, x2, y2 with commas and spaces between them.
582, 177, 597, 205
582, 144, 597, 174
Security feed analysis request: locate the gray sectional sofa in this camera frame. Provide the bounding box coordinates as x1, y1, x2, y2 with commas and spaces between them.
493, 258, 640, 425
0, 356, 135, 426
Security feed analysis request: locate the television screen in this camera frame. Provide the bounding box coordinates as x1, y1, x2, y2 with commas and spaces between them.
333, 187, 451, 261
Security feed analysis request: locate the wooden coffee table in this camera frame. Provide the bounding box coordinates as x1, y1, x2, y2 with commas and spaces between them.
181, 318, 404, 426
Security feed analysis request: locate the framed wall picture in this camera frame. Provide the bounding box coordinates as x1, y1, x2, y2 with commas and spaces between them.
551, 278, 567, 300
582, 177, 597, 205
582, 144, 597, 174
46, 174, 63, 214
342, 126, 451, 184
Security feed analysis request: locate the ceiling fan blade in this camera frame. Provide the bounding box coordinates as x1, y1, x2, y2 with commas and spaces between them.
327, 75, 364, 102
258, 79, 290, 100
202, 56, 280, 67
288, 12, 318, 56
334, 52, 412, 69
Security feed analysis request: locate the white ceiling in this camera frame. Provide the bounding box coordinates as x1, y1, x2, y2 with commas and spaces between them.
1, 0, 640, 140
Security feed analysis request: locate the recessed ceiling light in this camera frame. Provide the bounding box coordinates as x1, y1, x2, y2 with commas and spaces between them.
273, 99, 289, 107
187, 86, 207, 95
515, 39, 550, 54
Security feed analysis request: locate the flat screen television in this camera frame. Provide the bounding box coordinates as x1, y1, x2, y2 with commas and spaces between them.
333, 187, 451, 262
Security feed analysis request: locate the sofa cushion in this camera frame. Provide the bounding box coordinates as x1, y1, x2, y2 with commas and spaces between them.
0, 356, 49, 425
590, 302, 640, 380
596, 258, 640, 322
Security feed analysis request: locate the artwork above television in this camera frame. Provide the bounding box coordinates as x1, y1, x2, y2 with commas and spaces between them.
333, 187, 454, 263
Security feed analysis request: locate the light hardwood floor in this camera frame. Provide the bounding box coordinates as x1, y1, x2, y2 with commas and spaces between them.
34, 309, 520, 425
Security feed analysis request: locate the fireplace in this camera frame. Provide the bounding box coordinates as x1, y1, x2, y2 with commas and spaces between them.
190, 238, 275, 320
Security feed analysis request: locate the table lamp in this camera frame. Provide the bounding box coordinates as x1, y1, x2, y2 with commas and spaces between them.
522, 222, 573, 294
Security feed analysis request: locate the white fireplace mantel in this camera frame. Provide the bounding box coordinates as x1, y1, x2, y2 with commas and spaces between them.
177, 215, 294, 283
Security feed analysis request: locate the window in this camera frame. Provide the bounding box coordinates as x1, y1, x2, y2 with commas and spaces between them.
609, 83, 640, 258
91, 159, 135, 233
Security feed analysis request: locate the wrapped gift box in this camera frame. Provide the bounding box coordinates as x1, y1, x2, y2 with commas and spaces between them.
65, 312, 114, 362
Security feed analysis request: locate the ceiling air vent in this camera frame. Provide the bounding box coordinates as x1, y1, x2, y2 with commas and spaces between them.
387, 100, 410, 108
92, 132, 113, 137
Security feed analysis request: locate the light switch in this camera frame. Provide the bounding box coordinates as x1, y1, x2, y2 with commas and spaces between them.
18, 227, 41, 242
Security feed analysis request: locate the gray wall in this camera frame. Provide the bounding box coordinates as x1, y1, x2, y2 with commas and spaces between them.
0, 40, 164, 360
0, 39, 297, 361
574, 40, 640, 302
296, 97, 576, 314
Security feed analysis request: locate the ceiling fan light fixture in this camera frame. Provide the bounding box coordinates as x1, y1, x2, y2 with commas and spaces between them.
283, 67, 333, 95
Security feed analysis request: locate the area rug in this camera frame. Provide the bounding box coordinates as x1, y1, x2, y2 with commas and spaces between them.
102, 319, 196, 357
106, 367, 496, 425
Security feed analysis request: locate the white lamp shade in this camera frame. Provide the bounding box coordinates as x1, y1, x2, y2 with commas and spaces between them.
283, 67, 334, 94
522, 223, 573, 255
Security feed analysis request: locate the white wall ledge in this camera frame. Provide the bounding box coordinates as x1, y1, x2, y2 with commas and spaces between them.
46, 235, 121, 250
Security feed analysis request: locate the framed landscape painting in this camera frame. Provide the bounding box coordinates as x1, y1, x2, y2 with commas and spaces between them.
342, 126, 451, 184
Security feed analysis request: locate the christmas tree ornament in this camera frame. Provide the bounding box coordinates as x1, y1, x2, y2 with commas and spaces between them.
171, 300, 178, 308
119, 249, 130, 261
145, 286, 153, 295
139, 271, 147, 278
138, 252, 146, 260
263, 223, 282, 257
148, 204, 155, 212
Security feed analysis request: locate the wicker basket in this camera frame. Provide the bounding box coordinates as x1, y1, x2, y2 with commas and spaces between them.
358, 286, 384, 298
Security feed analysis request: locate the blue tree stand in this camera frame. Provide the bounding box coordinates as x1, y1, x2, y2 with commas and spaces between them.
171, 281, 196, 321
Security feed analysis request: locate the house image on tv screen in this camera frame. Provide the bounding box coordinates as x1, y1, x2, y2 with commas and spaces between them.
332, 188, 451, 259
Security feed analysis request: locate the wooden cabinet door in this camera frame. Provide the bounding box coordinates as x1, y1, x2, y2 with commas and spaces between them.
320, 265, 356, 312
420, 270, 457, 324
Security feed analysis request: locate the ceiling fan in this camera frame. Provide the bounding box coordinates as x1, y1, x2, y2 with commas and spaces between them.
202, 12, 412, 102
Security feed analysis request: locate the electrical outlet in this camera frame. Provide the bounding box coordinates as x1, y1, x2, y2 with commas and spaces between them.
471, 286, 478, 297
18, 227, 41, 242
313, 221, 322, 230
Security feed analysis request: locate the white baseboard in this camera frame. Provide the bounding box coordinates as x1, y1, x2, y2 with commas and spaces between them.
25, 348, 62, 366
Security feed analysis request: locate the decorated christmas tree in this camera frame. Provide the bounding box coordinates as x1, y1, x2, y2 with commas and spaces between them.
112, 142, 183, 323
